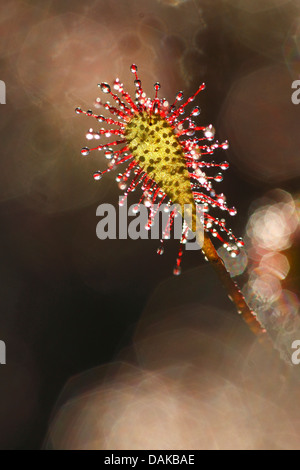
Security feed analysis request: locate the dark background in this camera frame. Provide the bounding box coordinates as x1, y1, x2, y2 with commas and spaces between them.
0, 0, 299, 449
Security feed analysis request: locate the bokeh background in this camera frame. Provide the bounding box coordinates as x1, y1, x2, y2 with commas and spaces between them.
0, 0, 300, 449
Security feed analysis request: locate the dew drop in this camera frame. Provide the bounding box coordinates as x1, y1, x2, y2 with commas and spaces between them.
100, 82, 111, 94
191, 106, 201, 116
81, 147, 90, 156
229, 207, 237, 216
113, 79, 120, 91
86, 128, 94, 140
176, 91, 184, 101
153, 102, 159, 114
105, 149, 113, 160
75, 107, 82, 114
214, 173, 223, 182
221, 140, 229, 150
93, 171, 102, 181
134, 79, 141, 88
173, 266, 181, 275
217, 193, 226, 203
130, 64, 138, 73
220, 161, 229, 170
118, 182, 127, 190
204, 125, 215, 140
157, 247, 164, 255
154, 82, 161, 91
143, 198, 152, 208
94, 98, 102, 108
236, 238, 244, 248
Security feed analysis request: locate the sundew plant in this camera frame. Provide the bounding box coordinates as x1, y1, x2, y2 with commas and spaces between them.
76, 64, 273, 347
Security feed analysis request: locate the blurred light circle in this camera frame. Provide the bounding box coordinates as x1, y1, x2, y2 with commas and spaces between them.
273, 289, 300, 318
220, 66, 300, 182
247, 204, 293, 251
17, 13, 115, 104
249, 271, 282, 303
259, 252, 290, 280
